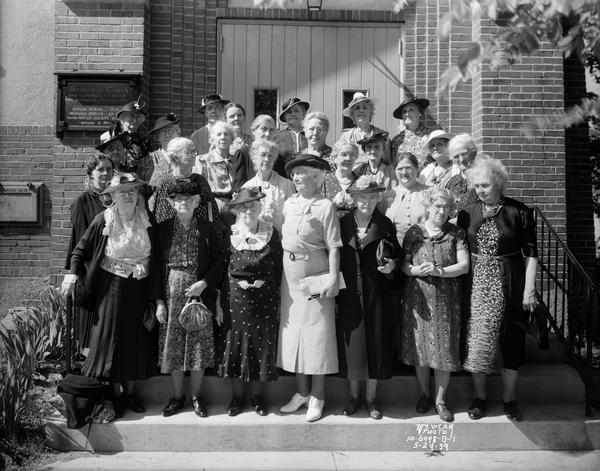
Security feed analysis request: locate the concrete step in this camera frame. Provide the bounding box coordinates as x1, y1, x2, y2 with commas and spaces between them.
41, 450, 600, 471
45, 402, 600, 453
135, 362, 585, 406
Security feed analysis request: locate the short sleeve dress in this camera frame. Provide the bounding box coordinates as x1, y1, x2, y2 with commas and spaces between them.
400, 223, 466, 371
219, 221, 283, 382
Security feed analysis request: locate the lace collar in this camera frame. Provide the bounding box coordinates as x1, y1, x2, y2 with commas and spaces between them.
102, 195, 151, 237
230, 219, 273, 251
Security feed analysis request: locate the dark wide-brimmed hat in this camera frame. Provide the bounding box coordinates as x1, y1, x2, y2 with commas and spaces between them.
149, 113, 180, 135
343, 92, 375, 118
393, 97, 430, 119
167, 179, 203, 198
101, 173, 145, 194
95, 129, 126, 151
347, 176, 386, 195
357, 131, 389, 151
198, 94, 230, 113
116, 96, 148, 118
228, 187, 266, 206
284, 154, 331, 176
279, 97, 310, 122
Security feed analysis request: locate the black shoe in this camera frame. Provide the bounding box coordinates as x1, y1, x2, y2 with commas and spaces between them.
113, 396, 125, 419
250, 395, 268, 416
162, 396, 186, 417
468, 398, 487, 420
227, 395, 244, 416
192, 396, 207, 418
366, 401, 382, 420
503, 400, 522, 422
415, 394, 432, 414
343, 396, 361, 416
435, 403, 454, 422
125, 393, 145, 413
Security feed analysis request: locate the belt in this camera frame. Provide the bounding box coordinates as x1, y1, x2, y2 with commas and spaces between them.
471, 251, 521, 262
284, 250, 310, 261
100, 255, 150, 279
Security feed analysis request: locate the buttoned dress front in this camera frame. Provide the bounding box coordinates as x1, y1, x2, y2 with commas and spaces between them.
277, 195, 342, 375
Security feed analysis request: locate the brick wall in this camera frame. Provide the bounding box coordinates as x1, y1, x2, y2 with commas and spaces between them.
471, 15, 566, 236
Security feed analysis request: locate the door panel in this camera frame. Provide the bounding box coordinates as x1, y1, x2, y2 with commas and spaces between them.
219, 21, 404, 143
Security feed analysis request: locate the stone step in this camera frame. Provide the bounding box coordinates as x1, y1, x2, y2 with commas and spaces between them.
135, 362, 584, 406
45, 402, 600, 453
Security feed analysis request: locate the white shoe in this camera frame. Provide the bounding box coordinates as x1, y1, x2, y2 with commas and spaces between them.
306, 396, 324, 422
280, 393, 309, 413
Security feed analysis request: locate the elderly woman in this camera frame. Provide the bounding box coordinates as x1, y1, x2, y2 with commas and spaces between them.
390, 97, 431, 167
420, 130, 454, 188
336, 177, 402, 420
241, 139, 295, 233
232, 114, 286, 190
322, 140, 359, 217
65, 154, 114, 350
193, 121, 236, 211
302, 111, 332, 161
400, 187, 469, 422
95, 130, 127, 172
61, 173, 160, 418
340, 92, 389, 167
219, 188, 283, 417
114, 99, 152, 182
155, 180, 226, 418
445, 133, 479, 213
279, 97, 310, 154
278, 155, 342, 422
152, 138, 222, 236
457, 156, 538, 422
191, 94, 229, 156
354, 132, 393, 191
386, 153, 431, 244
225, 103, 253, 154
147, 113, 181, 191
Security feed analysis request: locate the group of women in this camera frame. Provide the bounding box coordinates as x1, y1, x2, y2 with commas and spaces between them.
61, 92, 539, 425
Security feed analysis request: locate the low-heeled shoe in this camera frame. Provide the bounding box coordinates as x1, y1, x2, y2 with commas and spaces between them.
435, 403, 454, 422
227, 395, 244, 416
468, 398, 487, 420
162, 396, 186, 417
343, 396, 361, 416
366, 401, 382, 420
251, 395, 268, 416
503, 400, 522, 422
415, 394, 432, 414
192, 396, 207, 417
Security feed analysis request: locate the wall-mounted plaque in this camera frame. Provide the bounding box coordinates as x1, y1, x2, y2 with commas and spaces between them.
56, 73, 141, 134
0, 182, 43, 227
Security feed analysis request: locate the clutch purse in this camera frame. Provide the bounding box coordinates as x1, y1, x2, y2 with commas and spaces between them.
376, 239, 394, 266
179, 297, 211, 332
142, 302, 157, 332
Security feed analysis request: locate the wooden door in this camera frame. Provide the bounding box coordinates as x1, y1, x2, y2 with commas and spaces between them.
218, 20, 405, 144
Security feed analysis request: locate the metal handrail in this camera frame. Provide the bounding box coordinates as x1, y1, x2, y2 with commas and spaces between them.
534, 206, 599, 416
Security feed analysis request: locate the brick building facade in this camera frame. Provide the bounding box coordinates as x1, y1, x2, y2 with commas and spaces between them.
0, 0, 594, 291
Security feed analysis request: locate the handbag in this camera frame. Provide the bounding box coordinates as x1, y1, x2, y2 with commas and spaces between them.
178, 296, 211, 332
142, 301, 158, 332
376, 239, 394, 266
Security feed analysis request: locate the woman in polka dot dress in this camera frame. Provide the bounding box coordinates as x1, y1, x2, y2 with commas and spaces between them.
219, 187, 283, 417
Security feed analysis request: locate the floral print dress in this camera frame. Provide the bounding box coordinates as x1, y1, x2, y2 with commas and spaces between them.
400, 223, 466, 371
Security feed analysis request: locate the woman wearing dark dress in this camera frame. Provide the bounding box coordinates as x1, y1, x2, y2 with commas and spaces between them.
65, 154, 114, 350
219, 188, 283, 417
336, 176, 402, 420
62, 173, 161, 419
155, 180, 227, 418
457, 156, 538, 422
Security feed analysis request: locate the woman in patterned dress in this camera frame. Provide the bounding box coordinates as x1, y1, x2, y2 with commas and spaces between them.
225, 103, 253, 154
419, 130, 455, 188
401, 187, 469, 422
155, 180, 227, 418
147, 113, 181, 197
457, 156, 538, 422
353, 132, 393, 212
336, 177, 402, 420
390, 97, 431, 169
303, 111, 333, 162
321, 140, 359, 217
219, 188, 283, 417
